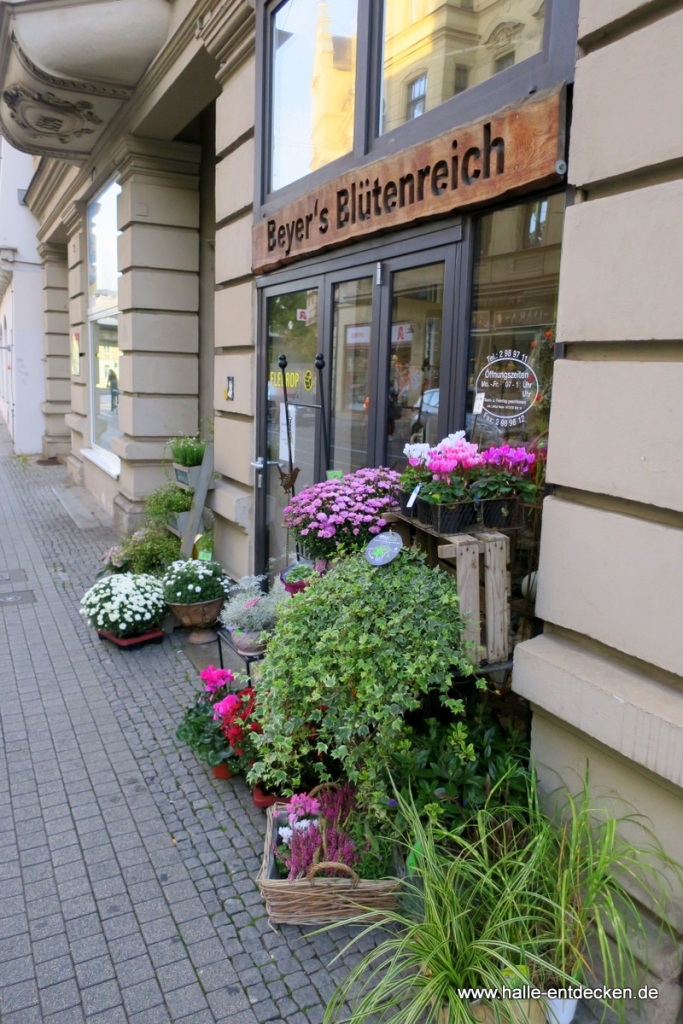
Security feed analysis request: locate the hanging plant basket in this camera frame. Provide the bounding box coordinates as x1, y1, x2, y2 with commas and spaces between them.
256, 802, 401, 925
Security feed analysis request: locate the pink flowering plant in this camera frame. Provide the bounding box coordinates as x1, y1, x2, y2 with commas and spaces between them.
273, 785, 392, 881
282, 467, 400, 561
471, 444, 538, 503
176, 665, 247, 769
400, 433, 538, 506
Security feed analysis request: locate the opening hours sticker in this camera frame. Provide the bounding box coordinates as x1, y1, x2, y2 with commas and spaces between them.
475, 351, 540, 425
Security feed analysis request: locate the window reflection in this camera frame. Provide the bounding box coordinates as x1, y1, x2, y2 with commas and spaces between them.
87, 180, 121, 315
386, 263, 444, 468
271, 0, 358, 192
331, 278, 373, 474
380, 0, 545, 136
467, 194, 565, 452
91, 317, 122, 453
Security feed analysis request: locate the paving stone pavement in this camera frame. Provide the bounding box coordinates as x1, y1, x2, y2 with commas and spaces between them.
0, 427, 373, 1024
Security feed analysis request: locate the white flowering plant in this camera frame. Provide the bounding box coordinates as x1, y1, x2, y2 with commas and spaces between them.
162, 559, 226, 605
80, 574, 166, 638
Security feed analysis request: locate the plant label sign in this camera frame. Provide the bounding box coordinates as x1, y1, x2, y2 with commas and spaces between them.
365, 531, 403, 566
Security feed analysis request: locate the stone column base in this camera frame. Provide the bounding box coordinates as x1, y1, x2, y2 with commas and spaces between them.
113, 493, 146, 536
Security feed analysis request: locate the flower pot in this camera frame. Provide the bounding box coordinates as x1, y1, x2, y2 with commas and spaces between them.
212, 763, 236, 780
166, 510, 191, 537
232, 629, 268, 656
398, 489, 417, 519
481, 497, 518, 529
544, 998, 579, 1024
252, 784, 281, 809
281, 574, 310, 596
96, 627, 164, 649
439, 501, 478, 534
416, 497, 440, 530
173, 463, 203, 491
168, 596, 225, 629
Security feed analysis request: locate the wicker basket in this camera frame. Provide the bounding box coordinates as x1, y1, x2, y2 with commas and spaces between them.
256, 802, 402, 925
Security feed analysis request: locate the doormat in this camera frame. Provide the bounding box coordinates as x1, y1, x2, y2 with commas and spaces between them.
36, 457, 61, 466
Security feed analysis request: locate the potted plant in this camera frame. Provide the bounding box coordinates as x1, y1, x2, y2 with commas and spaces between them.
80, 573, 166, 648
144, 483, 195, 537
101, 527, 181, 577
324, 778, 682, 1024
471, 445, 538, 529
219, 575, 287, 654
162, 559, 227, 628
258, 784, 398, 924
282, 466, 400, 562
167, 434, 209, 491
279, 560, 322, 596
412, 433, 482, 534
248, 548, 477, 815
176, 665, 240, 777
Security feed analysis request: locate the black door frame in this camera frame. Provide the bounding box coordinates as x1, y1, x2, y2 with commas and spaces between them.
254, 219, 469, 575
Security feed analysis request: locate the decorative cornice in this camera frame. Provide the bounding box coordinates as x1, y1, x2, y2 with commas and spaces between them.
13, 33, 133, 101
62, 199, 86, 238
199, 0, 255, 80
37, 241, 68, 264
112, 135, 201, 186
0, 264, 13, 303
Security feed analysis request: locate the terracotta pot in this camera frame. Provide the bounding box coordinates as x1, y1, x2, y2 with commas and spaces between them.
252, 784, 281, 809
96, 627, 164, 649
212, 763, 236, 780
232, 629, 268, 655
168, 596, 225, 628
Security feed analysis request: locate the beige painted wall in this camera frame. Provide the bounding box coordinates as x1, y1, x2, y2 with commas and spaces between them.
513, 2, 683, 1008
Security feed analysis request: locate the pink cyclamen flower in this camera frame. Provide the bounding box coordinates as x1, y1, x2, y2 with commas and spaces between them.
212, 693, 241, 720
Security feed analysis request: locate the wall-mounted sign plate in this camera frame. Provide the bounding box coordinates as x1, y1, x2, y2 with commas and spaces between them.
365, 531, 403, 566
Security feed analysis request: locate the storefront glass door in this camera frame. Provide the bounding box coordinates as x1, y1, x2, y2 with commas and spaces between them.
258, 233, 462, 577
264, 287, 320, 576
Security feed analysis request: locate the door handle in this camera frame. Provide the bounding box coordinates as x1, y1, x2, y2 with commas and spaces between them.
250, 457, 284, 469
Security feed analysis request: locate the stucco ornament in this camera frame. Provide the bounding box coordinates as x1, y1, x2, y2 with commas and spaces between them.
2, 83, 102, 144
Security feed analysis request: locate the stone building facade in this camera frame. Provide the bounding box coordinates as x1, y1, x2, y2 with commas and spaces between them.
1, 0, 682, 1016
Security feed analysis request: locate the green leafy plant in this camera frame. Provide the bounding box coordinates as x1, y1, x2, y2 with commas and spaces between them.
162, 559, 226, 604
103, 527, 181, 577
282, 563, 318, 583
168, 434, 206, 467
145, 484, 194, 525
248, 549, 477, 815
390, 703, 530, 829
323, 776, 682, 1024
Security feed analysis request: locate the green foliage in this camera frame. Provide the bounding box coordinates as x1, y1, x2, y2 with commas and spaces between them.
248, 549, 477, 816
145, 484, 193, 525
472, 472, 538, 503
105, 528, 180, 577
283, 563, 317, 583
168, 434, 206, 467
390, 704, 530, 829
323, 776, 682, 1024
176, 695, 233, 767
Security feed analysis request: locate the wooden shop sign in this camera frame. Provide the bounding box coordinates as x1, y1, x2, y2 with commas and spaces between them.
253, 86, 565, 274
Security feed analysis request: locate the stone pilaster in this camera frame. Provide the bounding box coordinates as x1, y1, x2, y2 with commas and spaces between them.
62, 201, 88, 485
38, 242, 70, 456
111, 136, 201, 533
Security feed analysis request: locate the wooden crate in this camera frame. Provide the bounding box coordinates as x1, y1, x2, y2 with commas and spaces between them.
383, 512, 512, 666
437, 532, 510, 665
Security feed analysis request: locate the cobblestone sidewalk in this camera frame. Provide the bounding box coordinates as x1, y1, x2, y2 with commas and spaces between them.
0, 427, 369, 1024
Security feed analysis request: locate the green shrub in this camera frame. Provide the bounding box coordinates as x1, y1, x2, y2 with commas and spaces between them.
248, 549, 477, 816
104, 528, 180, 577
168, 434, 206, 467
145, 484, 193, 525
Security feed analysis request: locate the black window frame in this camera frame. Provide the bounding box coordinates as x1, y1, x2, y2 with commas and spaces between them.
255, 0, 579, 217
